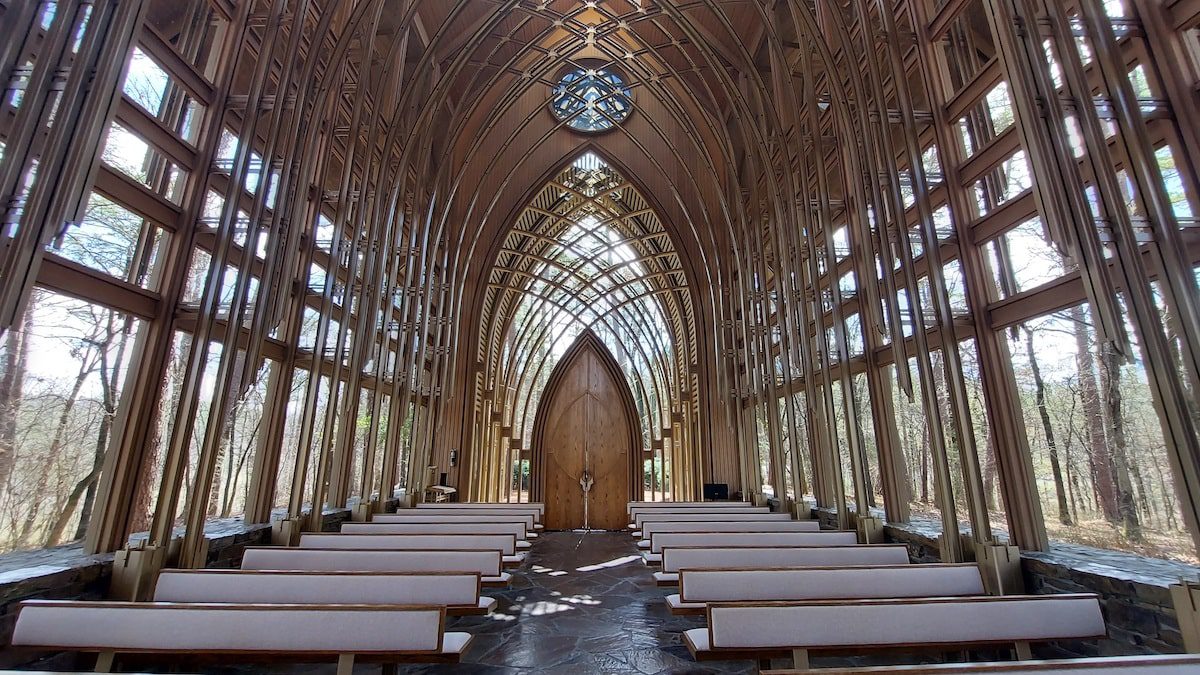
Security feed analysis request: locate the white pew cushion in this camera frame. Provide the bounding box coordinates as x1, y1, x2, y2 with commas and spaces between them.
678, 565, 984, 604
650, 531, 858, 553
661, 544, 910, 573
300, 533, 518, 555
641, 520, 821, 538
240, 547, 503, 577
342, 522, 528, 540
756, 655, 1200, 674
153, 570, 483, 610
12, 601, 450, 654
706, 595, 1104, 650
633, 511, 783, 529
665, 594, 704, 612
441, 632, 473, 655
372, 513, 536, 529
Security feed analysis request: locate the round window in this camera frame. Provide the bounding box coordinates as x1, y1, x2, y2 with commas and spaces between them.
550, 67, 632, 133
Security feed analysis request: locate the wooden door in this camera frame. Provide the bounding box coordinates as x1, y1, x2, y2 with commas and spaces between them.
533, 333, 636, 530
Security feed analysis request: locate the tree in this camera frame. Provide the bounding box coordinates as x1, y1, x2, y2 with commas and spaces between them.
1023, 326, 1071, 525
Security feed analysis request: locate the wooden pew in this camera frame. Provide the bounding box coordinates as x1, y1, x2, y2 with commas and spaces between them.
638, 519, 820, 547
298, 533, 527, 566
760, 655, 1200, 674
628, 504, 768, 526
11, 600, 472, 674
653, 545, 912, 585
666, 564, 985, 615
154, 569, 496, 616
683, 595, 1106, 667
240, 547, 512, 586
341, 520, 530, 541
373, 512, 539, 532
417, 502, 543, 521
627, 500, 753, 513
632, 510, 785, 531
643, 531, 860, 562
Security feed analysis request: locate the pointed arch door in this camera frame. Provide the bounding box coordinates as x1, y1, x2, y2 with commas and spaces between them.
532, 333, 638, 530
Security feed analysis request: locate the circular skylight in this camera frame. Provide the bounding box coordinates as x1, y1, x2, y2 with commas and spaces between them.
550, 67, 632, 133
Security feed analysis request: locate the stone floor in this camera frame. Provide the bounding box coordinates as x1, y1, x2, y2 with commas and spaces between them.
209, 530, 756, 674
408, 530, 757, 675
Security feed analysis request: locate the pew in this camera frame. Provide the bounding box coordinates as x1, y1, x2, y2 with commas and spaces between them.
653, 545, 912, 585
638, 519, 820, 547
341, 520, 530, 541
240, 547, 512, 586
11, 600, 472, 674
299, 533, 527, 565
632, 510, 785, 531
666, 564, 985, 615
154, 569, 496, 616
683, 594, 1105, 667
643, 531, 860, 562
760, 655, 1200, 674
373, 512, 538, 532
628, 504, 768, 526
417, 502, 543, 521
627, 500, 753, 513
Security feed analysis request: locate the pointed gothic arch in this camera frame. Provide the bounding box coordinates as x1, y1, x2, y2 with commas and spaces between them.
461, 150, 701, 504
530, 330, 639, 529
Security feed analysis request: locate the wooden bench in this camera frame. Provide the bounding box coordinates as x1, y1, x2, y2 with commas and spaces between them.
342, 520, 531, 541
628, 500, 753, 513
643, 531, 860, 562
653, 545, 912, 585
299, 533, 527, 565
373, 512, 541, 532
628, 504, 768, 526
683, 594, 1105, 667
667, 564, 985, 615
631, 509, 781, 530
417, 502, 543, 521
759, 655, 1200, 674
154, 569, 496, 616
11, 600, 472, 674
638, 519, 820, 546
240, 547, 512, 586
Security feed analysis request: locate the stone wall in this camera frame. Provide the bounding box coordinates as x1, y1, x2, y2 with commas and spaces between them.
1022, 548, 1186, 657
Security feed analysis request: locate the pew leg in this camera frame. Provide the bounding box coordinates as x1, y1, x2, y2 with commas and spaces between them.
1014, 641, 1033, 661
336, 653, 355, 675
792, 648, 810, 670
94, 651, 115, 673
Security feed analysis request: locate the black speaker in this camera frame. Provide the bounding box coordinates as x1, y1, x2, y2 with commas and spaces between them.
703, 483, 729, 500
439, 472, 448, 486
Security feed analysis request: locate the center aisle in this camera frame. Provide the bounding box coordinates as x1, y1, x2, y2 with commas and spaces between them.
413, 530, 756, 675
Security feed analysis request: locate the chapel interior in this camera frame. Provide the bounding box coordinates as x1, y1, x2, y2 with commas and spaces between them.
2, 0, 1200, 673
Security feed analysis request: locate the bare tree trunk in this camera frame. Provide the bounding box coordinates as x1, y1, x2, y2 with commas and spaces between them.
73, 315, 131, 541
0, 309, 33, 490
1100, 344, 1142, 542
18, 347, 99, 546
919, 420, 930, 505
1071, 306, 1120, 522
982, 433, 997, 512
1024, 328, 1071, 525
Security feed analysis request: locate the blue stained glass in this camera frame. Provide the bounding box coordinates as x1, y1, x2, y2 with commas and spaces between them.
550, 68, 632, 132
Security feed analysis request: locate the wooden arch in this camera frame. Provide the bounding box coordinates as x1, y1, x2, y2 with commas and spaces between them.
530, 330, 641, 530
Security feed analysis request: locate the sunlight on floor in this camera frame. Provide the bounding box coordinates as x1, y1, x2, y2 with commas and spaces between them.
576, 554, 641, 572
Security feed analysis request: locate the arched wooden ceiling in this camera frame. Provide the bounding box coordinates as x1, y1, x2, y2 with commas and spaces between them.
269, 0, 883, 490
